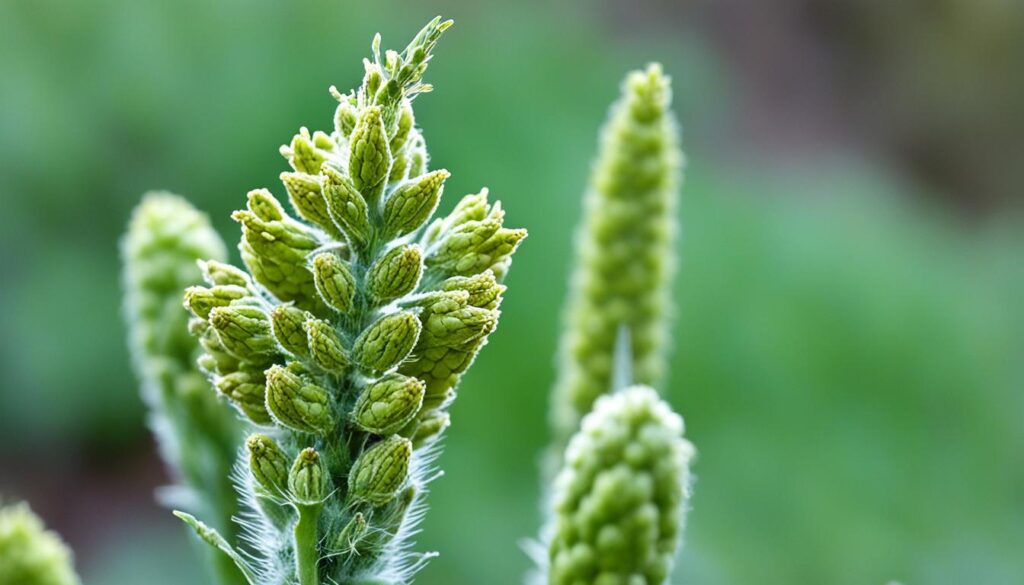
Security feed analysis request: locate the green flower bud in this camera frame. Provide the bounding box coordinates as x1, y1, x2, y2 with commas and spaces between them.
382, 169, 449, 236
246, 434, 289, 494
246, 188, 286, 221
427, 204, 527, 278
352, 374, 425, 435
330, 512, 367, 555
288, 448, 327, 506
347, 435, 412, 506
280, 171, 344, 240
407, 134, 428, 178
199, 259, 251, 287
366, 244, 423, 303
270, 304, 310, 358
349, 106, 391, 202
311, 252, 356, 313
421, 190, 488, 247
321, 165, 370, 248
208, 305, 278, 363
281, 126, 327, 175
441, 270, 505, 310
548, 386, 694, 585
0, 502, 80, 585
215, 368, 271, 425
189, 317, 240, 375
265, 364, 334, 434
331, 87, 358, 136
389, 102, 415, 153
352, 311, 421, 373
305, 318, 350, 373
183, 285, 249, 319
233, 206, 321, 312
552, 64, 681, 447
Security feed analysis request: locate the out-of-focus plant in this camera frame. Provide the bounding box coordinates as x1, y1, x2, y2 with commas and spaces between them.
121, 193, 246, 585
534, 65, 694, 585
0, 502, 80, 585
120, 17, 525, 585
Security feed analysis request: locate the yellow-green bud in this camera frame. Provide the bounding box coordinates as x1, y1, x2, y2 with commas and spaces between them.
311, 252, 356, 313
407, 134, 427, 178
246, 434, 289, 494
352, 311, 421, 373
289, 448, 327, 505
352, 374, 425, 435
246, 188, 286, 221
270, 304, 310, 358
347, 435, 412, 506
382, 170, 449, 236
280, 171, 344, 240
215, 368, 271, 424
305, 318, 350, 373
366, 244, 423, 304
428, 211, 527, 277
199, 259, 250, 287
208, 305, 278, 363
321, 165, 370, 248
232, 207, 321, 311
183, 285, 249, 319
265, 364, 333, 434
331, 512, 367, 555
332, 89, 358, 137
282, 127, 327, 175
441, 270, 505, 310
389, 102, 415, 153
349, 106, 391, 202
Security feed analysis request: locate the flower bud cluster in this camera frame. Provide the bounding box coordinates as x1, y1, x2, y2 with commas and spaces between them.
552, 64, 682, 449
180, 17, 525, 585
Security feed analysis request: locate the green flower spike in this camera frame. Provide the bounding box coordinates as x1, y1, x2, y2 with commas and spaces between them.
0, 503, 80, 585
172, 16, 524, 585
547, 386, 694, 585
121, 193, 245, 585
551, 64, 682, 449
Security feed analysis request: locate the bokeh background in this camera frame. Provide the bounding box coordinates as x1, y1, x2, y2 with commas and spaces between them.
1, 1, 1022, 583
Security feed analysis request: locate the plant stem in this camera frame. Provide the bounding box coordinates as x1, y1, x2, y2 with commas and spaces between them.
294, 505, 321, 585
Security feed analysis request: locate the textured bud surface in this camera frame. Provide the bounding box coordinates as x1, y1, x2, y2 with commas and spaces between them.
353, 311, 421, 373
548, 386, 694, 585
552, 64, 682, 449
352, 374, 426, 435
367, 244, 423, 303
0, 503, 80, 585
289, 448, 327, 505
247, 434, 290, 494
348, 436, 413, 505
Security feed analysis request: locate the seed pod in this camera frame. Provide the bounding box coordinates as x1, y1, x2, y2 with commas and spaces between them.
366, 244, 422, 304
352, 311, 421, 373
246, 434, 289, 494
280, 171, 343, 240
183, 285, 249, 319
289, 448, 327, 505
311, 252, 355, 313
208, 305, 278, 363
265, 364, 333, 434
215, 368, 271, 424
306, 318, 350, 373
199, 259, 250, 287
352, 374, 425, 435
321, 165, 370, 248
382, 170, 449, 236
347, 435, 412, 506
348, 106, 391, 202
270, 305, 310, 357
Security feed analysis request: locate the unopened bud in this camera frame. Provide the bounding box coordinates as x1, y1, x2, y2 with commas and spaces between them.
347, 435, 412, 506
311, 252, 355, 313
208, 306, 278, 363
184, 285, 249, 319
352, 374, 425, 435
348, 106, 391, 202
280, 172, 343, 239
410, 409, 451, 448
282, 127, 327, 175
352, 311, 421, 373
366, 244, 422, 304
321, 166, 370, 248
265, 364, 333, 434
199, 259, 250, 287
215, 369, 271, 424
270, 305, 310, 357
288, 448, 327, 505
246, 434, 289, 494
382, 170, 448, 236
305, 318, 350, 373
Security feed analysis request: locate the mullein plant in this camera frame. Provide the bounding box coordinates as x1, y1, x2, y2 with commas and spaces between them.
122, 193, 247, 585
133, 17, 527, 585
535, 65, 694, 585
0, 502, 80, 585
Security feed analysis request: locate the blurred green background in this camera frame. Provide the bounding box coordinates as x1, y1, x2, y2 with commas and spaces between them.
1, 1, 1022, 584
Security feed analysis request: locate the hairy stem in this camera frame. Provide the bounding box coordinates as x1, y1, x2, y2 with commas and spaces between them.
295, 505, 321, 585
